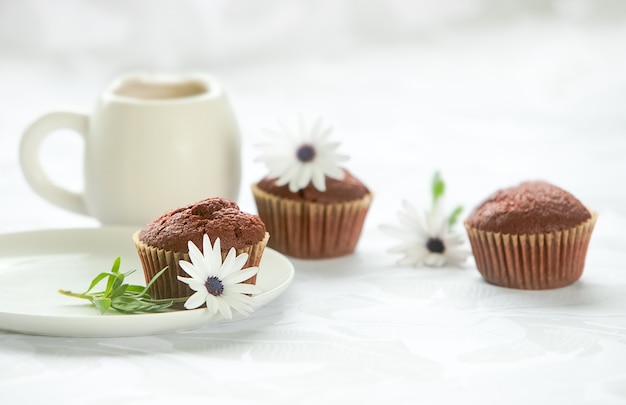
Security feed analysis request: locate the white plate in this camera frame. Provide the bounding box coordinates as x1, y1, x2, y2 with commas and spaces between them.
0, 227, 294, 337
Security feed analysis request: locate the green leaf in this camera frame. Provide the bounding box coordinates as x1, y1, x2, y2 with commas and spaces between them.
140, 266, 169, 297
125, 285, 146, 294
432, 171, 445, 203
146, 303, 174, 313
110, 273, 125, 295
448, 205, 463, 228
122, 269, 137, 278
84, 272, 113, 294
93, 298, 111, 315
111, 257, 121, 274
111, 296, 146, 313
112, 296, 173, 314
60, 258, 176, 315
105, 258, 121, 294
110, 283, 129, 298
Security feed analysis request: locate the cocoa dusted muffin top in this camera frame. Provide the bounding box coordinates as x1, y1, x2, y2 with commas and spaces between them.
138, 197, 266, 252
465, 181, 591, 234
256, 169, 370, 204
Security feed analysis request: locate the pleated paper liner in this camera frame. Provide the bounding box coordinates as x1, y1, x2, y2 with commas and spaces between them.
252, 183, 372, 259
133, 232, 269, 301
465, 212, 597, 290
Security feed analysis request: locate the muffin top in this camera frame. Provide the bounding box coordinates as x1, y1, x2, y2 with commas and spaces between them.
465, 181, 591, 234
256, 169, 370, 204
138, 197, 266, 252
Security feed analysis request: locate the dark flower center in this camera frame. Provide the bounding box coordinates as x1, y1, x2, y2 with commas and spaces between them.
296, 144, 316, 162
426, 237, 445, 254
205, 276, 224, 296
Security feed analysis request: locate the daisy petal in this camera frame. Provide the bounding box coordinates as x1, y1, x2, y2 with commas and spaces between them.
216, 299, 233, 320
178, 260, 204, 280
223, 267, 260, 285
380, 224, 419, 240
223, 290, 256, 307
311, 169, 326, 191
228, 282, 263, 295
266, 160, 294, 179
277, 164, 300, 189
219, 248, 239, 277
224, 296, 255, 316
184, 291, 208, 309
209, 236, 222, 276
177, 277, 206, 293
324, 165, 345, 180
187, 241, 207, 276
228, 253, 250, 276
205, 294, 219, 314
297, 164, 313, 190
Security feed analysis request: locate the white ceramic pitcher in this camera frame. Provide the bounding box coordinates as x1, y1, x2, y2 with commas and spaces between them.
20, 72, 241, 225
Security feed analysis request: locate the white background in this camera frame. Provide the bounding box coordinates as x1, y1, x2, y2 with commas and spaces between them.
1, 0, 625, 229
1, 1, 626, 404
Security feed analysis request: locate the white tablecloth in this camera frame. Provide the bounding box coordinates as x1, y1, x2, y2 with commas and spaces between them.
1, 11, 626, 405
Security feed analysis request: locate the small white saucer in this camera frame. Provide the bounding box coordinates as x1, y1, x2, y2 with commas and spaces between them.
0, 227, 294, 337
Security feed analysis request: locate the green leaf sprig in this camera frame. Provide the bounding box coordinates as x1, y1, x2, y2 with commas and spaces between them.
431, 171, 464, 229
59, 257, 186, 314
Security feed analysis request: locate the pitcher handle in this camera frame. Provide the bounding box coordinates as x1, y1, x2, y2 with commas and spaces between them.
19, 110, 89, 216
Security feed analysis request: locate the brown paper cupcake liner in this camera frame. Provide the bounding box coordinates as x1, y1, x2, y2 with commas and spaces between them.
465, 212, 597, 290
133, 231, 269, 300
252, 183, 372, 259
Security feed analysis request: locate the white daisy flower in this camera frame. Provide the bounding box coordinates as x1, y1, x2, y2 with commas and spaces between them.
177, 235, 262, 319
256, 116, 349, 192
381, 198, 470, 268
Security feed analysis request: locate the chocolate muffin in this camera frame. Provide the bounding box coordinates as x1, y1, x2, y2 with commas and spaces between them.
252, 169, 372, 259
465, 181, 597, 289
133, 197, 269, 300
